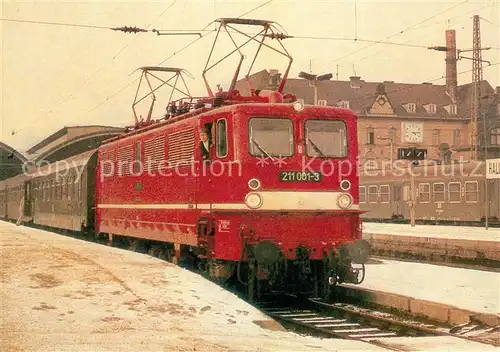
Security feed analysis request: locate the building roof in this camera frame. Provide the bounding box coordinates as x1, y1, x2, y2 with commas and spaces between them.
27, 125, 124, 155
235, 70, 496, 120
0, 141, 27, 181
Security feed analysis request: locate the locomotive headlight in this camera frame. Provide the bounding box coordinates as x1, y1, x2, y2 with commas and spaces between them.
340, 180, 351, 191
337, 193, 353, 209
293, 100, 304, 112
245, 193, 263, 209
248, 178, 261, 190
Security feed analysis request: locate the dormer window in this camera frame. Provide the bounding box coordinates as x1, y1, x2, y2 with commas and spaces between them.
405, 103, 416, 113
450, 104, 457, 114
444, 104, 457, 115
317, 99, 327, 106
338, 100, 350, 109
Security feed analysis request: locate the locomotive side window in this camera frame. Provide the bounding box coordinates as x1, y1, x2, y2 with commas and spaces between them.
305, 120, 347, 158
216, 119, 228, 158
368, 185, 378, 203
248, 118, 293, 157
380, 185, 390, 203
134, 142, 142, 174
359, 186, 366, 203
448, 182, 461, 203
464, 181, 478, 203
418, 183, 430, 203
433, 182, 445, 202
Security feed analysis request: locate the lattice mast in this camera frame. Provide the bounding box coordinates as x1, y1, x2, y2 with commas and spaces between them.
470, 15, 483, 160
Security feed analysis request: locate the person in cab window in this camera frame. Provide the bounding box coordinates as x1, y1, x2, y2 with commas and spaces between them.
199, 127, 212, 161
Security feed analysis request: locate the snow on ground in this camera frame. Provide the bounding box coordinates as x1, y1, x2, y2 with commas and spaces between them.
363, 222, 500, 242
373, 336, 500, 352
344, 258, 500, 315
0, 221, 387, 352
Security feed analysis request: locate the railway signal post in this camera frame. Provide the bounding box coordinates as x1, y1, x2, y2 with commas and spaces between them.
398, 147, 427, 227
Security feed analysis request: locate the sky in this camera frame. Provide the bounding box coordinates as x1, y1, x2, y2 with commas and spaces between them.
1, 0, 499, 153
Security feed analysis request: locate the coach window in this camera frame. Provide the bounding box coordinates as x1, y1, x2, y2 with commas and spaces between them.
380, 185, 390, 203
216, 118, 228, 158
134, 141, 142, 174
249, 118, 294, 157
433, 182, 445, 202
305, 119, 347, 158
464, 181, 478, 203
359, 186, 366, 203
448, 182, 461, 203
368, 185, 378, 203
418, 183, 430, 203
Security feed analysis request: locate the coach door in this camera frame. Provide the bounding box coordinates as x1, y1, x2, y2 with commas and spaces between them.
23, 181, 32, 217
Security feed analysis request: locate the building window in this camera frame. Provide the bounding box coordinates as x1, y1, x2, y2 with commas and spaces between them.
429, 104, 436, 114
453, 129, 461, 146
317, 99, 327, 106
491, 128, 500, 145
367, 127, 375, 145
388, 127, 396, 142
406, 103, 416, 113
338, 100, 350, 109
365, 159, 376, 170
450, 104, 457, 115
432, 129, 440, 146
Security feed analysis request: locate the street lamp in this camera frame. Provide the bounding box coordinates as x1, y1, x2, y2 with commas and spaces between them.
298, 71, 333, 105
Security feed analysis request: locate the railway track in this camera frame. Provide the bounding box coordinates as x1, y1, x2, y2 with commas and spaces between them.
255, 295, 500, 350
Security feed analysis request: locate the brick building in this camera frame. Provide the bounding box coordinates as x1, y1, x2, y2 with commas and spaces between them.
234, 30, 500, 169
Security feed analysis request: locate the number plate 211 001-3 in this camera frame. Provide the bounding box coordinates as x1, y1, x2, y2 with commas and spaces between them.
279, 171, 322, 182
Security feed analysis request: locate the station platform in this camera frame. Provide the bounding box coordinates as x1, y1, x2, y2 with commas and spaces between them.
0, 221, 386, 352
362, 222, 500, 265
341, 257, 500, 327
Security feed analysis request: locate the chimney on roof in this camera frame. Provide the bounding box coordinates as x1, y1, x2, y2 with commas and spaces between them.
350, 76, 362, 89
376, 83, 386, 95
445, 30, 457, 102
268, 69, 281, 90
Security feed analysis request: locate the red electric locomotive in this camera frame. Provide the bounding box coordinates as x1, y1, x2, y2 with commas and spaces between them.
95, 18, 371, 300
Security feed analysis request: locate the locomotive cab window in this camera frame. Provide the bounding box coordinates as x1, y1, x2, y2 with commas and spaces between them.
248, 118, 293, 157
216, 119, 228, 158
305, 119, 347, 158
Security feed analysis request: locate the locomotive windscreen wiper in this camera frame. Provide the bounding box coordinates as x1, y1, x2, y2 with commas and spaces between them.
251, 137, 275, 161
307, 138, 326, 157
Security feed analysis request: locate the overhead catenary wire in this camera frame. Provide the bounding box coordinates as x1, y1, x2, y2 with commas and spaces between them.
41, 0, 179, 119
84, 0, 275, 116
316, 0, 472, 71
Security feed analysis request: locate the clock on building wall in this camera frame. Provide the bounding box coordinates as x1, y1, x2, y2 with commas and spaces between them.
401, 122, 424, 143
